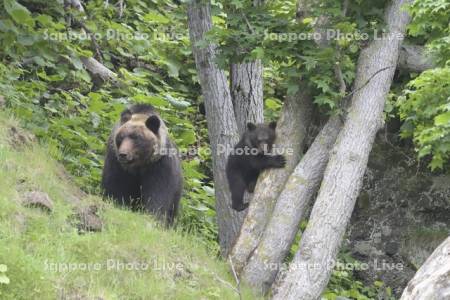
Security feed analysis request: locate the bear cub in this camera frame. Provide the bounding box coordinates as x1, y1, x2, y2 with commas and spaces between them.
226, 122, 286, 211
102, 104, 182, 225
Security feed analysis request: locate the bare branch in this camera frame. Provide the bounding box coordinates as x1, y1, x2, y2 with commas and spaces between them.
80, 57, 117, 82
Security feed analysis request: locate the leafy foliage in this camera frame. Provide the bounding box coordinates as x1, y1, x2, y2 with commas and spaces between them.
398, 68, 450, 170
207, 0, 388, 112
0, 264, 10, 290
323, 252, 395, 300
408, 0, 450, 65
397, 0, 450, 170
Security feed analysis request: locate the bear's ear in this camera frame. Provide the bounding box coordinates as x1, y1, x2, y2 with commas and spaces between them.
146, 115, 161, 134
269, 121, 277, 130
247, 122, 256, 131
120, 109, 132, 124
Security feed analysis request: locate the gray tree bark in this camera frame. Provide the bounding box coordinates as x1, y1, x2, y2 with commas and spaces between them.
229, 89, 313, 273
241, 116, 342, 294
65, 0, 85, 13
398, 44, 434, 73
80, 57, 117, 82
400, 236, 450, 300
229, 0, 265, 135
272, 0, 412, 299
187, 0, 246, 255
230, 60, 264, 135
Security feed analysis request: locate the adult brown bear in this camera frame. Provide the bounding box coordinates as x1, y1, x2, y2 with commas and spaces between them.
102, 104, 182, 225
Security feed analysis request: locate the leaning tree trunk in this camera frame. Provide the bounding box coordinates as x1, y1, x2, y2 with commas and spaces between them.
241, 116, 342, 294
400, 236, 450, 299
398, 44, 434, 73
230, 88, 313, 272
272, 0, 412, 299
187, 0, 246, 255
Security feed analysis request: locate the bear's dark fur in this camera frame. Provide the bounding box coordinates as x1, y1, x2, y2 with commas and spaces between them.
226, 122, 286, 211
102, 104, 182, 224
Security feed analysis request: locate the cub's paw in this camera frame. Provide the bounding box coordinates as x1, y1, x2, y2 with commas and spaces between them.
232, 202, 249, 212
247, 181, 257, 193
273, 155, 286, 168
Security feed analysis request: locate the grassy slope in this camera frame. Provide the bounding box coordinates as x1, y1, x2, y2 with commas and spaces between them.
0, 112, 254, 300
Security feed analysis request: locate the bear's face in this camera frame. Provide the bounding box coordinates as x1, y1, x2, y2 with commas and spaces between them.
114, 112, 161, 169
245, 122, 277, 154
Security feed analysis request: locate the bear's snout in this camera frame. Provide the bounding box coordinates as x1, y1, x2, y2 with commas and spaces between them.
117, 138, 135, 164
118, 152, 133, 163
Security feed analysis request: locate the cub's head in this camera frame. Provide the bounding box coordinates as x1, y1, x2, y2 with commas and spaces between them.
245, 121, 277, 153
114, 107, 163, 169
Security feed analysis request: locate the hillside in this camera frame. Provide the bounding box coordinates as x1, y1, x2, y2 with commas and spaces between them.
0, 112, 253, 300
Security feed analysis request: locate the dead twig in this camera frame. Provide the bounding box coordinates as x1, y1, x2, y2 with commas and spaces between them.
229, 255, 242, 300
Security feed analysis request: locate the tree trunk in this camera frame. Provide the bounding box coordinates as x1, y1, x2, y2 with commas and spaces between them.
187, 0, 246, 255
229, 89, 313, 272
241, 116, 342, 294
230, 60, 264, 135
230, 52, 264, 218
400, 236, 450, 299
398, 44, 434, 73
272, 1, 412, 299
229, 0, 265, 135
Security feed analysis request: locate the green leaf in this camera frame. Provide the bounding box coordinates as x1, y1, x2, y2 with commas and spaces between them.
435, 111, 450, 126
251, 47, 264, 59
165, 59, 180, 78
0, 275, 9, 285
143, 12, 169, 24
179, 130, 196, 145
265, 98, 281, 110
32, 56, 46, 66
132, 95, 167, 106
4, 0, 34, 27
0, 265, 7, 272
165, 95, 190, 109
430, 154, 444, 170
